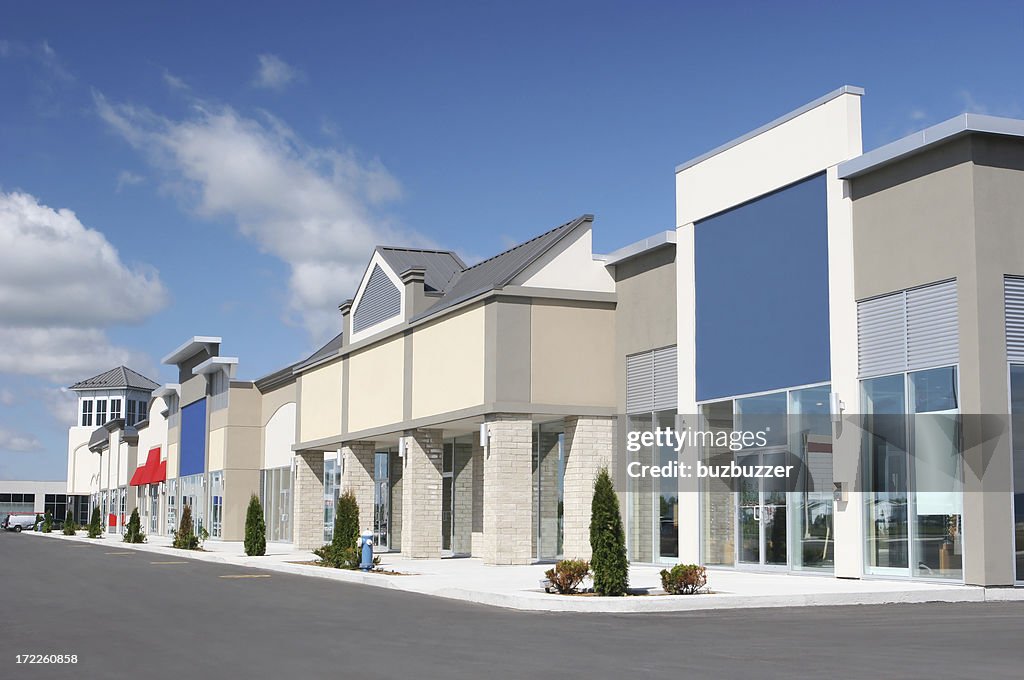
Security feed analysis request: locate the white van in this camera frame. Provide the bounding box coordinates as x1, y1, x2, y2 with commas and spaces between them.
2, 513, 40, 532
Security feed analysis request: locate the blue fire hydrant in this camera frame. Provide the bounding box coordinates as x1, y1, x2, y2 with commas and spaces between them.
358, 530, 374, 571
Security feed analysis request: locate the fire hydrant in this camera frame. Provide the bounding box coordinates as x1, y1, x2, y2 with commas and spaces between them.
357, 530, 374, 571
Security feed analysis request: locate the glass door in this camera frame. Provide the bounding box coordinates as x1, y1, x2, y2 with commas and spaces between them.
373, 452, 390, 550
736, 450, 789, 569
441, 444, 453, 555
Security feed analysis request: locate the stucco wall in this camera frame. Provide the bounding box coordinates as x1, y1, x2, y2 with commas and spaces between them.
411, 304, 486, 419
348, 337, 404, 432
298, 359, 343, 442
530, 301, 615, 406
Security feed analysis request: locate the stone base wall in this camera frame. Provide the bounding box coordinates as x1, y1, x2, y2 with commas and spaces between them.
562, 416, 615, 561
294, 450, 325, 550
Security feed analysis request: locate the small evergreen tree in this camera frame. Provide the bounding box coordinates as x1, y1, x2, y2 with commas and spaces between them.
334, 491, 360, 552
173, 503, 198, 550
41, 510, 53, 533
123, 507, 145, 543
313, 491, 362, 569
63, 509, 77, 535
87, 505, 103, 538
590, 467, 629, 596
244, 494, 266, 556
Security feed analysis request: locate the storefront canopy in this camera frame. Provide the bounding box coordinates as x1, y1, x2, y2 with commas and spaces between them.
129, 447, 166, 486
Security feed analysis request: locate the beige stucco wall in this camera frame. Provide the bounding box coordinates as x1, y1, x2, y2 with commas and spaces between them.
208, 427, 226, 471
531, 301, 615, 406
298, 359, 342, 442
411, 304, 486, 419
348, 337, 405, 431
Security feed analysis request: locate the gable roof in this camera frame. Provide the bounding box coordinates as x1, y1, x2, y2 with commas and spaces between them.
410, 214, 593, 322
69, 366, 160, 392
375, 247, 465, 293
254, 331, 345, 389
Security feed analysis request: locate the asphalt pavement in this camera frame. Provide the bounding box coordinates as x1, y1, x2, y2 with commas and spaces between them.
2, 530, 1023, 679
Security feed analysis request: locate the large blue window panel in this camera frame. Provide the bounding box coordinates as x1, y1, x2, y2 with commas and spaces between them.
694, 173, 830, 402
180, 399, 207, 477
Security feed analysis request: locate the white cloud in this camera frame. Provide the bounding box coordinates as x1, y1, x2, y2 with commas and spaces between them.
253, 54, 303, 91
0, 327, 156, 384
0, 388, 14, 406
0, 191, 168, 328
0, 426, 43, 453
116, 170, 144, 192
0, 191, 166, 383
162, 70, 188, 91
95, 93, 420, 341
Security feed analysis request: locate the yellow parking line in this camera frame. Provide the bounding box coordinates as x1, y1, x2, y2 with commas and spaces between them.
219, 574, 270, 579
150, 560, 188, 565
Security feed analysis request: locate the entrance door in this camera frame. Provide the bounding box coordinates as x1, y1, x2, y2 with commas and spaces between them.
373, 452, 390, 550
736, 451, 788, 569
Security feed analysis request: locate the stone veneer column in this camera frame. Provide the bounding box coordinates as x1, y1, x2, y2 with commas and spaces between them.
293, 450, 325, 550
482, 414, 533, 565
400, 429, 444, 558
562, 416, 615, 561
341, 441, 376, 534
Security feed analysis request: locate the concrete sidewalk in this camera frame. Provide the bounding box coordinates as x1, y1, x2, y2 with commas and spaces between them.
27, 530, 1024, 612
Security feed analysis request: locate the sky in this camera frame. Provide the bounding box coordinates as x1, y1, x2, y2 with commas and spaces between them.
1, 1, 1022, 480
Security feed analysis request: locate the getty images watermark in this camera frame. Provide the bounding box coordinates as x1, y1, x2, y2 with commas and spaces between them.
625, 426, 794, 479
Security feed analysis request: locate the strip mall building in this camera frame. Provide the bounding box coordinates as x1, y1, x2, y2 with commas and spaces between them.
66, 86, 1024, 587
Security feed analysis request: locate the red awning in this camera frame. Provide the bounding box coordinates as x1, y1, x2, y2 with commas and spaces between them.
129, 447, 165, 486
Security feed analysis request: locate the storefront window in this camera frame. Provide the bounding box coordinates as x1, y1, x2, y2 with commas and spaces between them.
1011, 366, 1024, 582
789, 385, 833, 570
863, 367, 961, 579
261, 466, 293, 543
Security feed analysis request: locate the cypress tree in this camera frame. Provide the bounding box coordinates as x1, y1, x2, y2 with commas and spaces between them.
123, 507, 145, 543
173, 504, 197, 549
333, 491, 360, 552
87, 505, 102, 538
244, 494, 267, 556
63, 509, 77, 535
589, 467, 629, 596
41, 510, 53, 533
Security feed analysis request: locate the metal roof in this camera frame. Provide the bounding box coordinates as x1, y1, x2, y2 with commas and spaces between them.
838, 113, 1024, 179
410, 214, 593, 322
69, 366, 160, 392
375, 247, 465, 293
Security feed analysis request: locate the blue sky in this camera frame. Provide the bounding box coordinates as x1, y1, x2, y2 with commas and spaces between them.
1, 1, 1022, 480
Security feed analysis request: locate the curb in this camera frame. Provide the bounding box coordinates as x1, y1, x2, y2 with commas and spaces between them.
24, 531, 1024, 613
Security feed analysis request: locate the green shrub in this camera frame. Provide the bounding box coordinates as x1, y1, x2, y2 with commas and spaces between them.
590, 467, 629, 596
87, 505, 103, 538
172, 504, 199, 550
334, 491, 360, 551
660, 564, 708, 595
244, 494, 266, 556
314, 490, 366, 569
41, 511, 52, 533
62, 509, 77, 535
544, 559, 591, 594
123, 507, 146, 543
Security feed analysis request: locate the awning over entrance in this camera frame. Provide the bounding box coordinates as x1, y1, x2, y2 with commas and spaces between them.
129, 447, 166, 486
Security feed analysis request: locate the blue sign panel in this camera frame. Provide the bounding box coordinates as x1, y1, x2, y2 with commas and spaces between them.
694, 172, 831, 402
180, 399, 207, 477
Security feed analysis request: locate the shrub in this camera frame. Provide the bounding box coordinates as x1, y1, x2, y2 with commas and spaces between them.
590, 467, 629, 596
63, 509, 77, 536
660, 564, 708, 595
544, 559, 591, 594
41, 511, 53, 533
87, 505, 103, 538
123, 507, 146, 544
244, 494, 267, 556
172, 504, 199, 550
315, 491, 366, 569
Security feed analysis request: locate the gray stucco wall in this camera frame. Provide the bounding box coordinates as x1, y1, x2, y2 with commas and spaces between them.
850, 134, 1024, 585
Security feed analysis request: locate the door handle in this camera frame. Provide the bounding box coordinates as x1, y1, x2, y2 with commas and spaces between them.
753, 506, 761, 522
